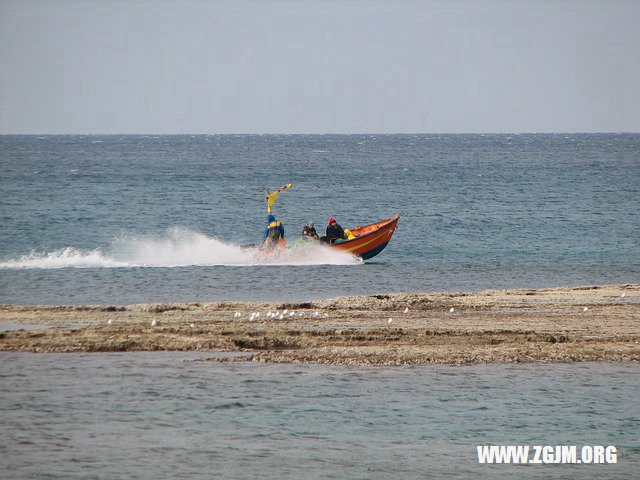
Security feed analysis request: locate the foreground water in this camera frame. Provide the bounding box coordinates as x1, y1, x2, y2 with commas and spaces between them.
1, 352, 638, 479
1, 134, 639, 304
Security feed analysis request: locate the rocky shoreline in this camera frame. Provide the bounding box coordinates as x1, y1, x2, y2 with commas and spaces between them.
1, 284, 639, 365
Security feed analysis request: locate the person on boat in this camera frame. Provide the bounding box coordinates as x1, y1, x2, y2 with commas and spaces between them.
301, 221, 319, 241
325, 217, 345, 244
263, 214, 285, 249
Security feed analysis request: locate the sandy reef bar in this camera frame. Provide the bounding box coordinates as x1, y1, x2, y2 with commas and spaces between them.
1, 284, 639, 366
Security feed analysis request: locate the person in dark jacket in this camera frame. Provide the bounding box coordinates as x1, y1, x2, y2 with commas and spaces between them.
263, 214, 285, 249
325, 217, 344, 244
301, 221, 319, 241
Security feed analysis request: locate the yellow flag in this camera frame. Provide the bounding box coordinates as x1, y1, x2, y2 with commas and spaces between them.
266, 184, 292, 213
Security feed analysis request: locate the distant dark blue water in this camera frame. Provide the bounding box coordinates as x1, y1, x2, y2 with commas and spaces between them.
1, 353, 638, 479
1, 134, 638, 304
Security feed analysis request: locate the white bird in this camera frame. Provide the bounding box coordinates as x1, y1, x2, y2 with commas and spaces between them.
298, 312, 305, 317
151, 319, 157, 326
583, 307, 589, 312
388, 318, 393, 324
190, 323, 195, 328
283, 309, 289, 315
449, 307, 455, 313
234, 311, 241, 317
621, 293, 626, 298
314, 311, 319, 317
403, 307, 409, 314
278, 314, 285, 320
289, 311, 295, 317
107, 319, 112, 325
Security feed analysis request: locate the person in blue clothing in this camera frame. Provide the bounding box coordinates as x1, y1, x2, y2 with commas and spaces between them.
263, 214, 285, 249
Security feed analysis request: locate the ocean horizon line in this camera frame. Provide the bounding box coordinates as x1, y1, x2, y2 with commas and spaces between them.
2, 131, 639, 136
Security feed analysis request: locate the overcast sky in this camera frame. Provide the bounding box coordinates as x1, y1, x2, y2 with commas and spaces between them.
1, 0, 639, 134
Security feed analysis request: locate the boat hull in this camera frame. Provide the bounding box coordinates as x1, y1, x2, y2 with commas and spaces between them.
330, 214, 399, 260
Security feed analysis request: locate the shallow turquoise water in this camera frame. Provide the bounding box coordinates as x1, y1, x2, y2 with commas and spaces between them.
1, 353, 638, 479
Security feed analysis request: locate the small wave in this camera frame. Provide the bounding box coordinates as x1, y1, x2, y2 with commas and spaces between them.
0, 228, 361, 269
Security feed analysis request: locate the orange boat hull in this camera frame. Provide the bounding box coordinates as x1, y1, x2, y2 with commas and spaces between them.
330, 214, 400, 260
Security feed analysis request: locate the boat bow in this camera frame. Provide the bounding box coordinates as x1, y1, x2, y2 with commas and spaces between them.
330, 214, 399, 260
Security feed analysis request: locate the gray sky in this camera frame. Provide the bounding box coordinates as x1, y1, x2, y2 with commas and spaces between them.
1, 0, 639, 133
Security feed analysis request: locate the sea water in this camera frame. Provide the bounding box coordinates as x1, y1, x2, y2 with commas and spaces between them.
1, 353, 638, 479
1, 134, 639, 304
1, 137, 639, 479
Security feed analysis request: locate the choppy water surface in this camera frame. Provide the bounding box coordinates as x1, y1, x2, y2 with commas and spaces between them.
1, 134, 639, 303
1, 353, 638, 479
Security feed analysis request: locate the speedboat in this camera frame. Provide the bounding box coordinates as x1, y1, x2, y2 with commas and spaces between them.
330, 214, 400, 260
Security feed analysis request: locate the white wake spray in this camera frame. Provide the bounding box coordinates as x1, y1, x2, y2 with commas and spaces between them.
0, 247, 129, 269
0, 228, 361, 269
